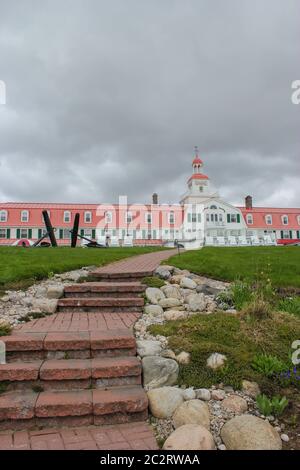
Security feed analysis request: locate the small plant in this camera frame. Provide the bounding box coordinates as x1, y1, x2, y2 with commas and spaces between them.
0, 320, 12, 336
32, 384, 44, 393
22, 311, 49, 323
142, 276, 165, 288
231, 281, 253, 310
251, 353, 287, 377
256, 394, 288, 417
277, 297, 300, 317
242, 297, 272, 320
47, 271, 55, 279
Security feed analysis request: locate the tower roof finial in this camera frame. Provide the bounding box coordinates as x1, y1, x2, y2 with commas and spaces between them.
192, 146, 203, 166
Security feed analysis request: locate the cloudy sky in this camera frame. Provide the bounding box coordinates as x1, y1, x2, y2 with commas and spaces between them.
0, 0, 299, 207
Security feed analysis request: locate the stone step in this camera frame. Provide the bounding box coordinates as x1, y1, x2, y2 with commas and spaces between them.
57, 297, 144, 313
1, 330, 136, 362
0, 386, 148, 430
0, 356, 142, 391
89, 271, 153, 282
64, 282, 145, 298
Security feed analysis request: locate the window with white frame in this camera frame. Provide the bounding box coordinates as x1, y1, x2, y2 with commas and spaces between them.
105, 211, 112, 223
297, 215, 300, 225
265, 214, 272, 225
63, 229, 71, 239
20, 228, 29, 238
0, 210, 7, 222
145, 212, 152, 224
282, 215, 289, 225
168, 212, 175, 224
0, 229, 6, 238
84, 211, 92, 223
64, 211, 71, 223
125, 212, 132, 223
246, 214, 253, 224
21, 210, 29, 222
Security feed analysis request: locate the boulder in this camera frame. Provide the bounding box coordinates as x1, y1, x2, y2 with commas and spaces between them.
221, 415, 282, 450
173, 399, 210, 429
241, 380, 261, 398
170, 275, 185, 284
211, 389, 226, 401
182, 388, 196, 400
222, 395, 248, 414
176, 351, 191, 365
161, 349, 177, 360
161, 285, 182, 300
47, 285, 64, 299
196, 284, 224, 296
159, 298, 182, 309
163, 424, 215, 450
142, 356, 179, 389
145, 287, 165, 305
155, 266, 171, 280
31, 299, 58, 314
207, 353, 227, 370
144, 304, 164, 317
195, 388, 211, 401
187, 293, 207, 312
164, 310, 187, 321
147, 386, 184, 418
136, 340, 162, 358
180, 277, 197, 290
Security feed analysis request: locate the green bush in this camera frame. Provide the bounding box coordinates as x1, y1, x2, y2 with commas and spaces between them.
142, 276, 165, 288
251, 354, 287, 377
256, 394, 289, 417
231, 281, 253, 309
242, 297, 273, 320
277, 297, 300, 317
0, 320, 12, 336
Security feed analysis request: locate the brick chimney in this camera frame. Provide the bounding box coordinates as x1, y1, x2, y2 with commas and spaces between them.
152, 193, 158, 205
245, 195, 253, 210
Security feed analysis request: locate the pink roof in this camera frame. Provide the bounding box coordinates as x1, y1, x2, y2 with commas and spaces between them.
188, 173, 209, 182
192, 156, 203, 165
239, 207, 300, 229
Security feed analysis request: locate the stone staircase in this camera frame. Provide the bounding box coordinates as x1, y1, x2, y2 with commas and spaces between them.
0, 277, 149, 432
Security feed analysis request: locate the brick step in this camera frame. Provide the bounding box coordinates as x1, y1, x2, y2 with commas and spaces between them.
0, 386, 148, 430
57, 297, 144, 313
0, 356, 141, 391
64, 282, 145, 298
89, 271, 153, 282
1, 330, 136, 362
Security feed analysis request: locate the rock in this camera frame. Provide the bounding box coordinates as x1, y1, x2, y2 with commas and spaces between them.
222, 395, 248, 414
241, 380, 261, 398
173, 400, 210, 429
136, 340, 162, 357
31, 299, 58, 314
142, 356, 179, 389
180, 277, 197, 290
218, 444, 226, 450
281, 434, 289, 442
187, 293, 207, 312
147, 386, 184, 418
211, 390, 226, 401
155, 266, 171, 280
163, 424, 215, 450
207, 353, 227, 370
144, 304, 164, 316
170, 274, 185, 284
195, 388, 211, 401
46, 285, 64, 299
145, 287, 165, 305
221, 415, 282, 450
163, 310, 187, 321
161, 285, 182, 300
176, 351, 191, 364
182, 388, 196, 400
161, 349, 177, 360
225, 309, 237, 314
160, 265, 175, 273
159, 298, 182, 309
196, 284, 223, 296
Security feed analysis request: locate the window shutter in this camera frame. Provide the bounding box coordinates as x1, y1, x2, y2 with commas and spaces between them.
227, 214, 230, 223
59, 229, 63, 239
237, 214, 241, 223
92, 229, 96, 239
6, 229, 10, 239
16, 228, 20, 239
28, 229, 32, 239
289, 231, 293, 239
280, 230, 284, 239
187, 213, 191, 223
80, 229, 84, 237
153, 230, 156, 239
38, 229, 42, 239
297, 231, 300, 239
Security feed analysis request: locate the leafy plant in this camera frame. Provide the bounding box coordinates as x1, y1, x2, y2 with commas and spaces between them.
277, 297, 300, 317
242, 297, 272, 320
231, 281, 253, 309
256, 394, 288, 417
142, 276, 165, 288
251, 354, 287, 377
0, 320, 12, 336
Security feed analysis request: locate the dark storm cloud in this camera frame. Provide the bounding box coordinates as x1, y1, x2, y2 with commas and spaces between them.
0, 0, 299, 206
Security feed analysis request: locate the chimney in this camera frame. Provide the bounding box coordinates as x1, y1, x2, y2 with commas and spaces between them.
245, 195, 253, 210
152, 193, 158, 205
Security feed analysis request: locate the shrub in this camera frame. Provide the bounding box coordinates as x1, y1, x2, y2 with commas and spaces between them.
242, 297, 272, 320
251, 353, 287, 377
231, 281, 253, 309
0, 320, 12, 336
142, 276, 165, 288
256, 394, 289, 417
277, 297, 300, 317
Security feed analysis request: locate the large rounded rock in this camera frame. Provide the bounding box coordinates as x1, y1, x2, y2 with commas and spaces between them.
164, 310, 187, 321
222, 395, 248, 414
144, 304, 164, 316
155, 266, 171, 280
187, 293, 207, 312
147, 386, 183, 418
221, 415, 282, 450
163, 424, 215, 450
32, 299, 58, 314
161, 285, 182, 300
145, 287, 165, 305
180, 277, 197, 289
136, 340, 162, 358
207, 352, 227, 370
173, 399, 210, 429
142, 356, 179, 389
46, 285, 64, 299
242, 380, 261, 398
159, 298, 182, 309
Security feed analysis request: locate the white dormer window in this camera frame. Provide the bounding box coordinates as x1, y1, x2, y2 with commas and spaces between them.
265, 214, 272, 225
0, 210, 7, 222
105, 211, 112, 223
145, 213, 152, 224
168, 212, 175, 224
21, 210, 29, 222
297, 215, 300, 226
246, 214, 253, 225
125, 212, 132, 223
64, 211, 71, 223
282, 215, 289, 225
84, 211, 92, 223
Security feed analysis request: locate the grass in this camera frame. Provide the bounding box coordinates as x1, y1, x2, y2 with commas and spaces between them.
141, 276, 166, 288
149, 311, 300, 392
166, 246, 300, 288
0, 246, 166, 293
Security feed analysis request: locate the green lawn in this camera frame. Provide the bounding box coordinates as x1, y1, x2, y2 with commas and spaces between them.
0, 246, 165, 292
166, 246, 300, 288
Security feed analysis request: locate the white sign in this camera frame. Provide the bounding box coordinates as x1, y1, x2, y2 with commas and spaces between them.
291, 340, 300, 365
